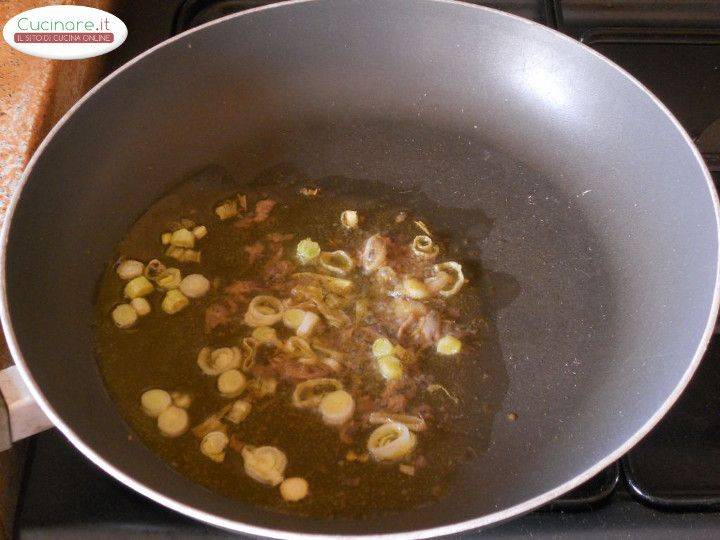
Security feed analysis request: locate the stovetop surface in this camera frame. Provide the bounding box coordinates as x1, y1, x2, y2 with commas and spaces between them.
16, 0, 720, 537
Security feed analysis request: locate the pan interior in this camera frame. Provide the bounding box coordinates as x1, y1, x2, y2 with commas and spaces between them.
4, 0, 717, 535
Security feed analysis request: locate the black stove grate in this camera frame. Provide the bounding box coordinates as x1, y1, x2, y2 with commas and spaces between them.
172, 0, 552, 33
623, 338, 720, 511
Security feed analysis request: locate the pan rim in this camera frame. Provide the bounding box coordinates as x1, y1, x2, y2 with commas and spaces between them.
1, 0, 718, 538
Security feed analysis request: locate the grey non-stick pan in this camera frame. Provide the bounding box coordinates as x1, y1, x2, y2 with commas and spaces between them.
0, 0, 718, 537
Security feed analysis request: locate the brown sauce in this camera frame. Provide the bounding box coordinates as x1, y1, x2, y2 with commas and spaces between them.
95, 166, 504, 518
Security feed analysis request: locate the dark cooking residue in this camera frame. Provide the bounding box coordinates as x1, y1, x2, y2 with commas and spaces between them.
94, 166, 507, 518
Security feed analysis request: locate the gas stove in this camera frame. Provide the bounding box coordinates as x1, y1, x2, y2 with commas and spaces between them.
15, 1, 720, 537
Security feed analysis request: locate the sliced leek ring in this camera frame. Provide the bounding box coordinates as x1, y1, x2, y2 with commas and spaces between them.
248, 377, 278, 399
296, 311, 321, 338
283, 308, 307, 330
318, 250, 355, 275
197, 346, 241, 375
372, 337, 394, 358
292, 378, 343, 409
292, 273, 354, 295
191, 405, 230, 439
340, 210, 358, 230
225, 399, 251, 424
241, 445, 288, 486
170, 228, 195, 248
171, 391, 192, 409
296, 238, 321, 265
411, 235, 439, 259
367, 421, 417, 462
124, 276, 154, 299
240, 337, 258, 372
368, 412, 427, 432
437, 335, 462, 355
414, 220, 432, 236
244, 295, 284, 327
361, 234, 387, 273
157, 406, 189, 438
318, 390, 355, 426
215, 199, 238, 220
116, 259, 144, 280
161, 289, 189, 314
200, 431, 229, 462
432, 262, 466, 297
156, 268, 182, 290
283, 336, 317, 362
140, 389, 171, 418
217, 369, 247, 398
143, 259, 166, 280
375, 266, 398, 287
315, 302, 351, 328
290, 284, 324, 303
311, 340, 344, 361
192, 225, 207, 239
424, 270, 452, 294
377, 355, 403, 380
130, 297, 151, 317
280, 477, 309, 502
252, 326, 279, 344
179, 274, 210, 298
402, 277, 430, 300
112, 304, 137, 329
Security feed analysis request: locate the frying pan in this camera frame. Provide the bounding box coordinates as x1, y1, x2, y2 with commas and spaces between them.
1, 0, 718, 537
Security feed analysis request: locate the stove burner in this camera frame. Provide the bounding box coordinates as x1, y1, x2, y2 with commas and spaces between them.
624, 340, 720, 510
698, 119, 720, 171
